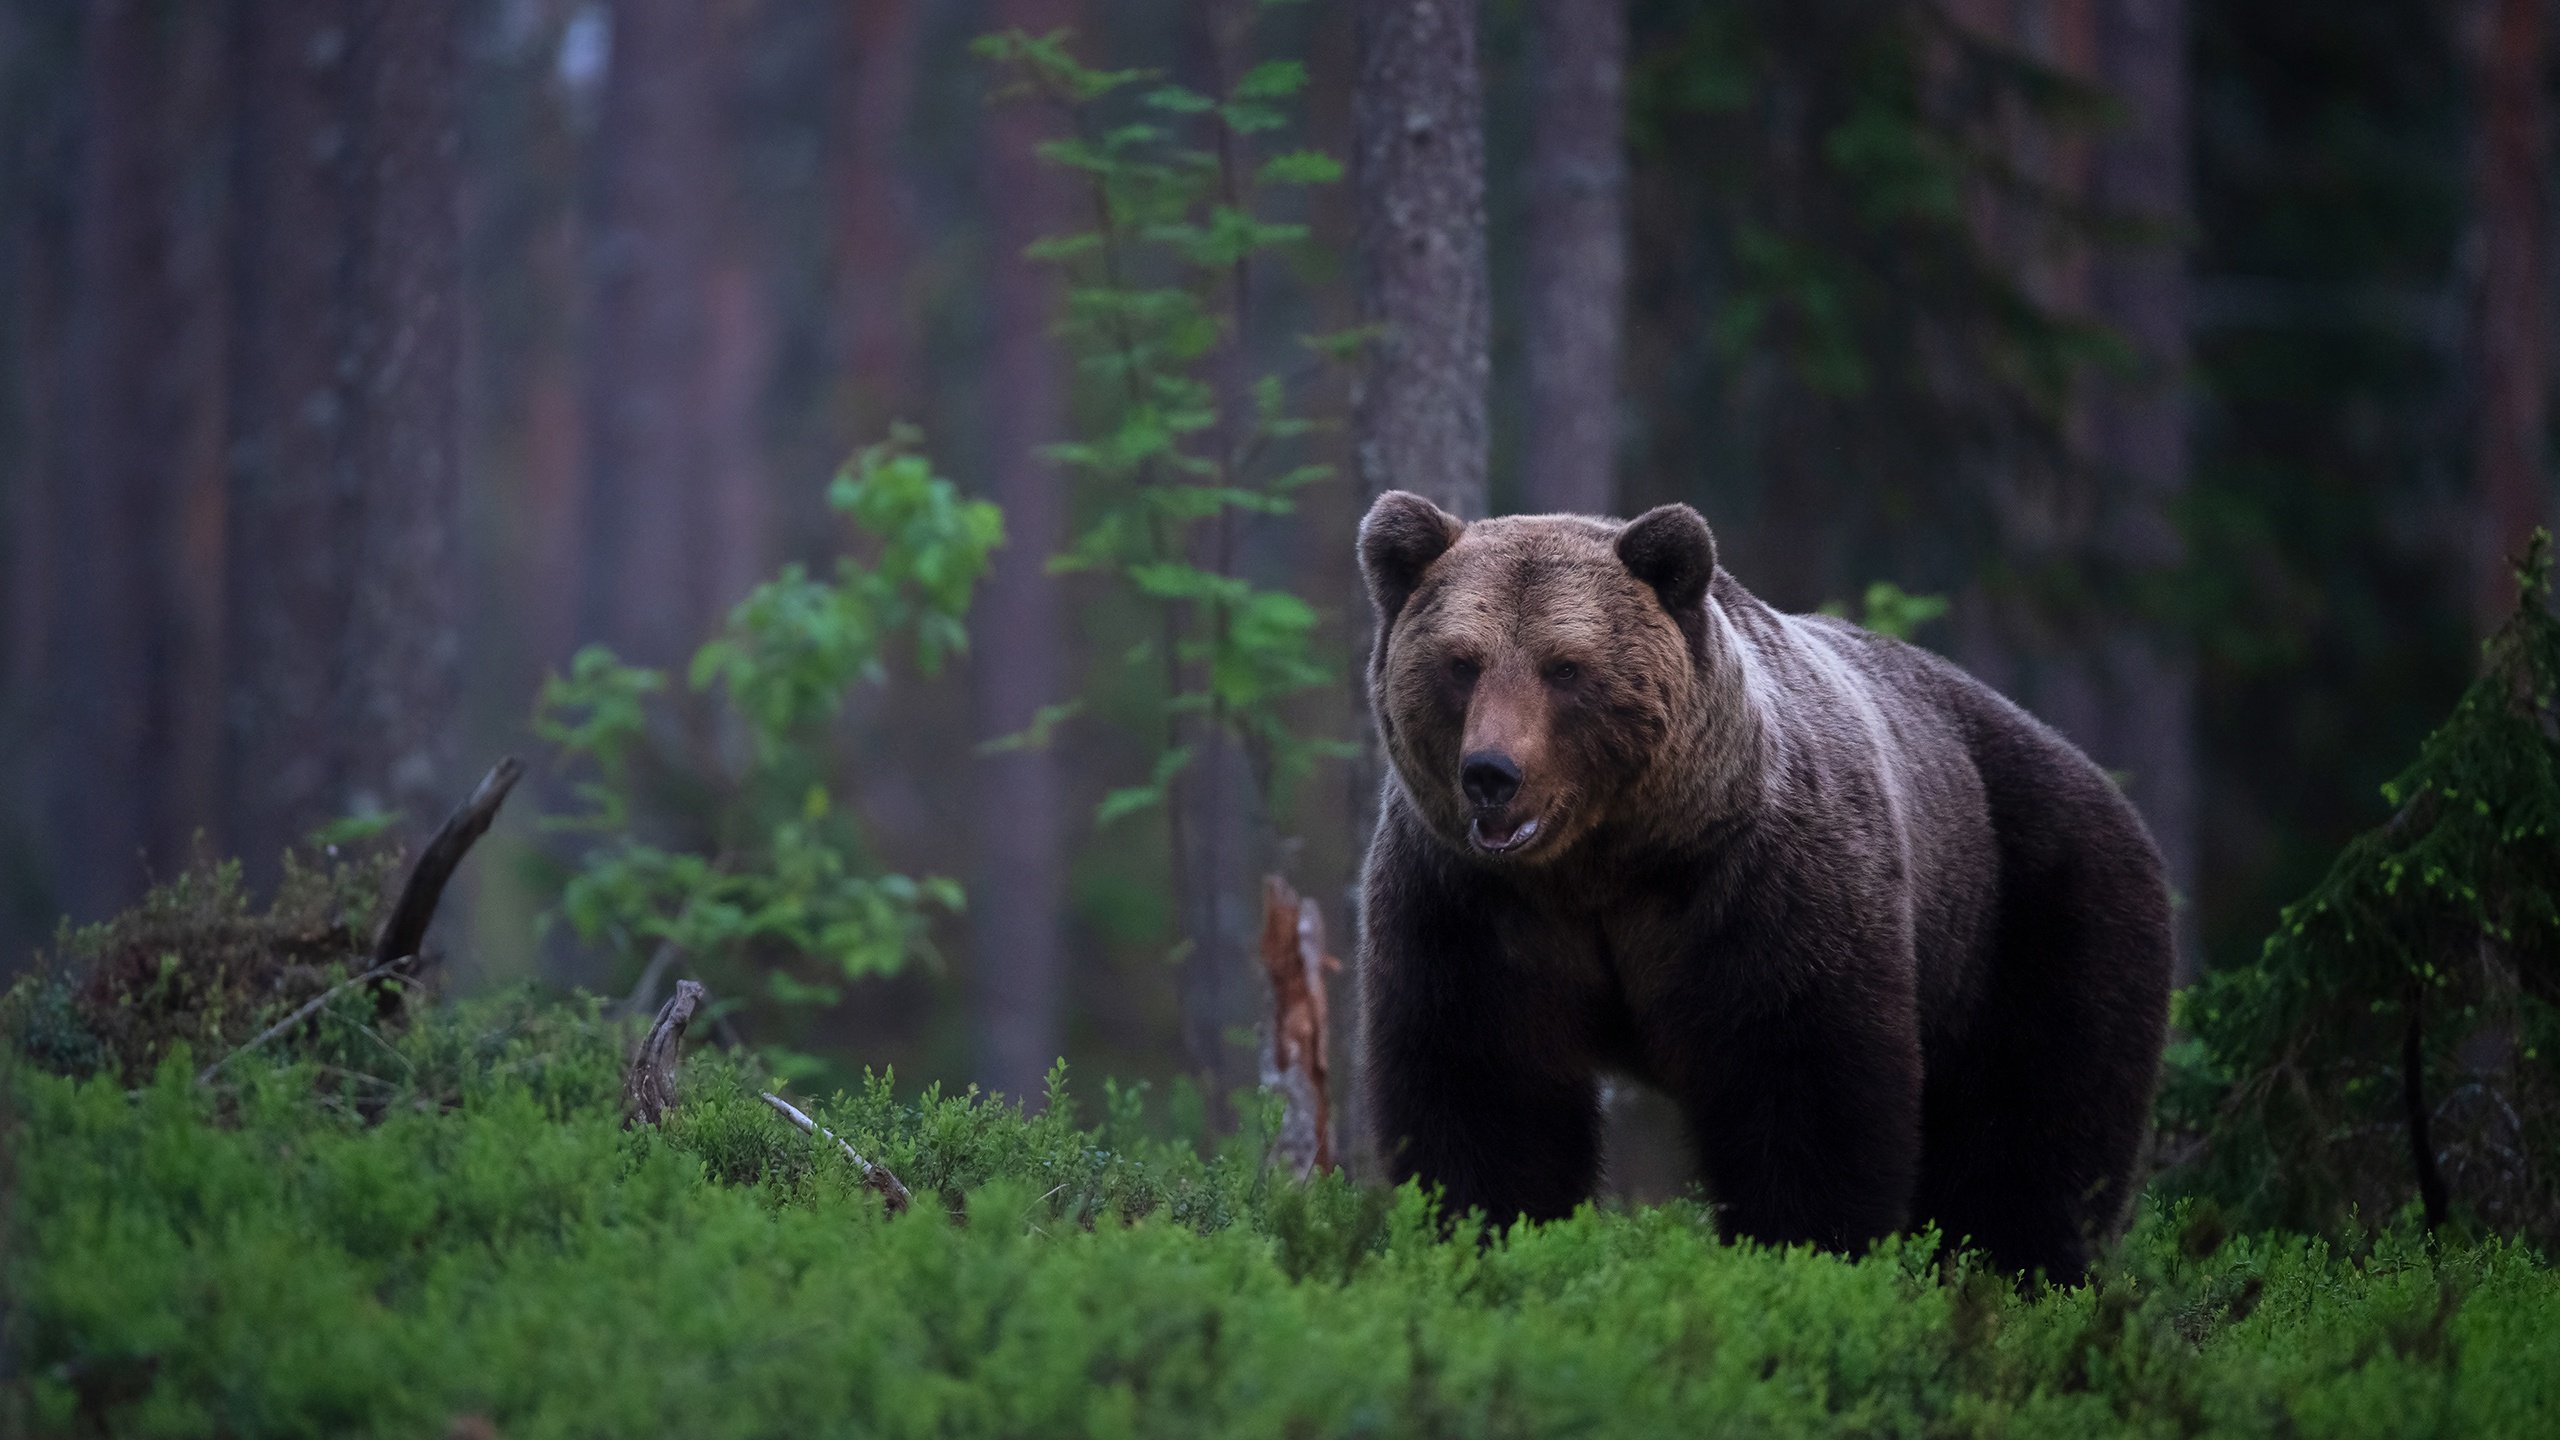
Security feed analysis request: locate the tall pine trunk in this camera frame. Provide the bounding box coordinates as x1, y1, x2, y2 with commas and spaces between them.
2471, 0, 2548, 630
1349, 0, 1489, 1163
578, 0, 727, 670
54, 0, 198, 917
971, 0, 1077, 1100
1946, 0, 2197, 975
223, 2, 462, 878
1353, 0, 1490, 521
1521, 0, 1626, 517
837, 0, 923, 437
2090, 0, 2197, 974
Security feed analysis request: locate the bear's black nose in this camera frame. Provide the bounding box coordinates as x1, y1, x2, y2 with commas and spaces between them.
1461, 751, 1523, 809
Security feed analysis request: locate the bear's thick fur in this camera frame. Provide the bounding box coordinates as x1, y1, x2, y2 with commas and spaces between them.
1355, 491, 2173, 1282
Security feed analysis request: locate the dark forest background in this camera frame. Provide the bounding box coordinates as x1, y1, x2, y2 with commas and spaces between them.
0, 0, 2542, 1130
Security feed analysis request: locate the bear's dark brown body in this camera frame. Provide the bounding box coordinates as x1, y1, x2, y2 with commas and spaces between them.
1355, 493, 2172, 1283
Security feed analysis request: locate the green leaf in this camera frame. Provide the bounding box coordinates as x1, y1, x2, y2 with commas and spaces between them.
1142, 84, 1215, 114
977, 700, 1087, 755
1231, 60, 1306, 101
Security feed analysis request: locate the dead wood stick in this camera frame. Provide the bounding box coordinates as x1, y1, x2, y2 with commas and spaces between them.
624, 980, 705, 1126
198, 958, 410, 1086
760, 1091, 914, 1213
370, 757, 526, 1010
1257, 874, 1341, 1178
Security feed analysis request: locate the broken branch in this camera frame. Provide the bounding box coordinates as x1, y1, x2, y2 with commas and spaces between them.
760, 1091, 914, 1213
370, 757, 526, 1013
1258, 874, 1340, 1178
624, 979, 705, 1126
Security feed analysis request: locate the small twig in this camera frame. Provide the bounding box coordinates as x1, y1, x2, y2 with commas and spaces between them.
198, 960, 408, 1086
370, 757, 527, 1014
760, 1091, 913, 1214
624, 980, 705, 1127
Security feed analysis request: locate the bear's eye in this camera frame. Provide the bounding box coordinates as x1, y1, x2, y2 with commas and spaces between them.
1448, 657, 1481, 686
1545, 660, 1581, 684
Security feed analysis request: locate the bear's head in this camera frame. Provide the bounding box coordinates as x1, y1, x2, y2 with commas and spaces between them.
1359, 490, 1723, 866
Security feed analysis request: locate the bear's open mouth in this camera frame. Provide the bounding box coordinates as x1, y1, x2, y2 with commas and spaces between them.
1468, 814, 1542, 854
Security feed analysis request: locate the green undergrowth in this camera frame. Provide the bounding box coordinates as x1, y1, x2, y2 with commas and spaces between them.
6, 995, 2558, 1439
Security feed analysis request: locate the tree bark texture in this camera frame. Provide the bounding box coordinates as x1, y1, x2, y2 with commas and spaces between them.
1, 4, 72, 956
578, 0, 758, 670
45, 0, 229, 920
224, 1, 463, 879
1353, 0, 1491, 521
2088, 0, 2198, 975
1947, 0, 2197, 977
2470, 0, 2548, 631
1521, 0, 1627, 518
55, 0, 188, 918
1348, 0, 1490, 1166
970, 0, 1077, 1101
837, 0, 923, 435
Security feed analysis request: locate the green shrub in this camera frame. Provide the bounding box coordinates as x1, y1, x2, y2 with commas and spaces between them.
2169, 534, 2560, 1245
9, 998, 2560, 1439
0, 844, 401, 1087
534, 431, 1000, 1069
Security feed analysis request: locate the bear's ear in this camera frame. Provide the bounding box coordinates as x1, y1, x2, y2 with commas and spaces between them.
1616, 504, 1718, 620
1358, 490, 1465, 626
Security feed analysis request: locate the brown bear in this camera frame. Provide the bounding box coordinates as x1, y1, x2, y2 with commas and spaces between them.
1355, 491, 2173, 1283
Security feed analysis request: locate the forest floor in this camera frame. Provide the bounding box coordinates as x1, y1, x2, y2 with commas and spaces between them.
6, 982, 2558, 1440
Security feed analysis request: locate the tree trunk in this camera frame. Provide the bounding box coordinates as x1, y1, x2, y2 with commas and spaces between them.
970, 0, 1076, 1101
55, 0, 191, 918
224, 1, 463, 876
578, 0, 730, 669
2471, 0, 2548, 630
1349, 0, 1490, 1164
342, 1, 464, 845
1521, 0, 1626, 518
1352, 0, 1491, 521
2, 3, 77, 955
1947, 0, 2198, 977
837, 0, 922, 436
2089, 0, 2198, 975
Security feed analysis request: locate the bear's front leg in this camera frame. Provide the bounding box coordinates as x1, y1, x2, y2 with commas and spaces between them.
1664, 979, 1925, 1254
1358, 826, 1603, 1226
1363, 981, 1604, 1226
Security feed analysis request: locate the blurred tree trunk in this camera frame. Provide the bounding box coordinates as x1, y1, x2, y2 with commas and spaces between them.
1, 0, 74, 955
1521, 0, 1626, 517
1353, 0, 1490, 521
2089, 0, 2198, 975
971, 0, 1077, 1101
1168, 0, 1274, 1105
1349, 0, 1489, 1163
2469, 0, 2547, 630
1945, 0, 2197, 975
51, 0, 196, 919
837, 0, 922, 435
224, 2, 462, 877
578, 0, 730, 669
